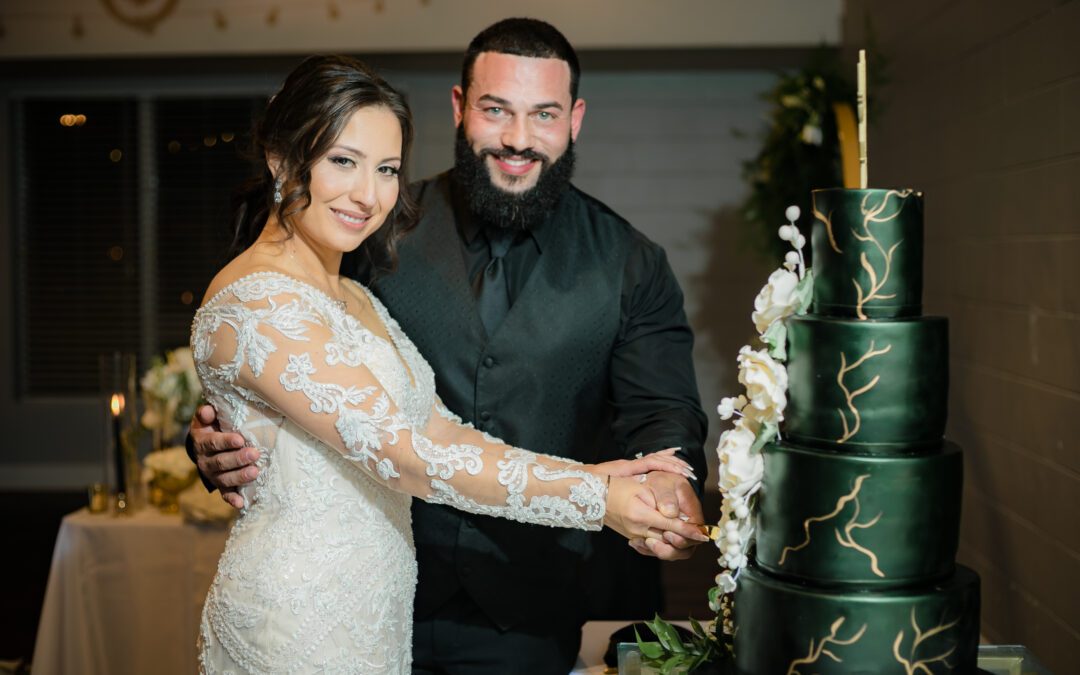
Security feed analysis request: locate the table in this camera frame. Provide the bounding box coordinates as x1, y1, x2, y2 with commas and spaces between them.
32, 508, 230, 675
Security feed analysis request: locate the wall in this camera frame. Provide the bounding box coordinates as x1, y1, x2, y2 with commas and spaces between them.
0, 0, 841, 58
844, 1, 1080, 671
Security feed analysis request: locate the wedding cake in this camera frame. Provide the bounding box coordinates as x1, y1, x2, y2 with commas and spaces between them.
732, 188, 982, 673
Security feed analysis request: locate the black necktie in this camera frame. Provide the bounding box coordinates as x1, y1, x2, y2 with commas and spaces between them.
476, 229, 515, 337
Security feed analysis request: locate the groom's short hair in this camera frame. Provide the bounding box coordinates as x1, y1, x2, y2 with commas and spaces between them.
460, 18, 581, 100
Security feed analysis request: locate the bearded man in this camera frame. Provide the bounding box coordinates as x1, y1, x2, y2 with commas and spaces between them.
189, 18, 708, 674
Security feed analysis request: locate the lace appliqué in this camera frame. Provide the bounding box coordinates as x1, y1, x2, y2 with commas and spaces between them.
280, 352, 409, 477
427, 449, 606, 531
413, 435, 484, 480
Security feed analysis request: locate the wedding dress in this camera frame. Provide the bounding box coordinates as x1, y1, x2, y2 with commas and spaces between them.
190, 271, 607, 674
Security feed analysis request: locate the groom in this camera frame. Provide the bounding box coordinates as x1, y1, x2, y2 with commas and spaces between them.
190, 18, 709, 674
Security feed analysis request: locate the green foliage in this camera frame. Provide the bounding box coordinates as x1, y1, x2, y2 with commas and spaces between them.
737, 47, 889, 261
634, 614, 731, 674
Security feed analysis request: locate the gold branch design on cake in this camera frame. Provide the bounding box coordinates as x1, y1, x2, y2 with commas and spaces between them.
836, 341, 892, 443
852, 189, 913, 319
785, 616, 867, 675
812, 193, 842, 253
891, 608, 960, 674
777, 474, 885, 577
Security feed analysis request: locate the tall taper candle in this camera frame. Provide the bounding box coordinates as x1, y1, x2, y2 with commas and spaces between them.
858, 49, 868, 188
110, 393, 126, 496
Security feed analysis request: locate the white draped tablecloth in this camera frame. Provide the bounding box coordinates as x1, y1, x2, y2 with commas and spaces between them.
32, 508, 230, 675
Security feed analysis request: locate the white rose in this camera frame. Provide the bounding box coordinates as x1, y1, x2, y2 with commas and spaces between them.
144, 446, 196, 480
751, 268, 801, 334
716, 418, 763, 499
737, 346, 788, 425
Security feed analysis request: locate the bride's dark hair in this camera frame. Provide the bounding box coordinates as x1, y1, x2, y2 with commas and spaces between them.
230, 55, 419, 280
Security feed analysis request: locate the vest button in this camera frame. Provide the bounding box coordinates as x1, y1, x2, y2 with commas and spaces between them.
480, 411, 492, 421
483, 356, 495, 368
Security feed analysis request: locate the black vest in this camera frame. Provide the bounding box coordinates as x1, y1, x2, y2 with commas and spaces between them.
371, 173, 662, 629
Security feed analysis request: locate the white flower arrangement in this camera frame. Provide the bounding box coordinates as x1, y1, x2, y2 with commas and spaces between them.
143, 445, 197, 481
710, 205, 813, 638
637, 207, 815, 670
141, 346, 203, 446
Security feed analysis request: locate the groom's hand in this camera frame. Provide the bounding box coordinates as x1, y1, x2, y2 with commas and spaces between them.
628, 472, 705, 561
190, 404, 259, 509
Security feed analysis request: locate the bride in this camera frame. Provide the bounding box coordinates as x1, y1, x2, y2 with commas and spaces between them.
190, 56, 705, 674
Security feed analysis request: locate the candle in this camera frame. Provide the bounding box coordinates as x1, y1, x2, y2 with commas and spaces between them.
110, 393, 126, 496
857, 49, 869, 189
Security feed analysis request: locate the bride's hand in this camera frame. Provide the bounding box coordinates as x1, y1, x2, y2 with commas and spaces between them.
602, 475, 709, 550
591, 447, 695, 481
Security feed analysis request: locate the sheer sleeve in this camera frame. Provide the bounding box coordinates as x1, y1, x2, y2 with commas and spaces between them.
192, 284, 607, 531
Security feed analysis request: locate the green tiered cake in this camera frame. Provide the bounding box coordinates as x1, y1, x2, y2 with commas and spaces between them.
733, 188, 981, 674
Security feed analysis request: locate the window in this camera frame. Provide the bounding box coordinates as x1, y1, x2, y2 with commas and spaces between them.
13, 94, 265, 396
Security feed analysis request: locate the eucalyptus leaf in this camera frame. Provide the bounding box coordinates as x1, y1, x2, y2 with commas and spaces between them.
661, 654, 689, 675
689, 616, 709, 641
635, 627, 667, 660
650, 617, 687, 654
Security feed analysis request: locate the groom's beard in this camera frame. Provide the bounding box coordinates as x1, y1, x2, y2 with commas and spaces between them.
452, 125, 576, 231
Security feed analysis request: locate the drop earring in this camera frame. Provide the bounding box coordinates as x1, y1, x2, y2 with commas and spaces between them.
273, 177, 283, 204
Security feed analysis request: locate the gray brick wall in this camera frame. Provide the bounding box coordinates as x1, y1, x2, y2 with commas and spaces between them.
845, 2, 1080, 670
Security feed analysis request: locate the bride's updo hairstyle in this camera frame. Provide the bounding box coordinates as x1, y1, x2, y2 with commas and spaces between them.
231, 55, 419, 279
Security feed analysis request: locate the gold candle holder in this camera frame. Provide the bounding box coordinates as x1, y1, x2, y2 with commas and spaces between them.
87, 483, 108, 513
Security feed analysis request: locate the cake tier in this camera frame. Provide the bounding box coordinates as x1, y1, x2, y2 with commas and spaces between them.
754, 441, 962, 586
734, 564, 981, 675
811, 188, 924, 319
785, 314, 948, 452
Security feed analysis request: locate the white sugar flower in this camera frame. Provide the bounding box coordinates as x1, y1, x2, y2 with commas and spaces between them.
751, 268, 801, 334
716, 394, 747, 420
716, 417, 763, 499
737, 346, 788, 425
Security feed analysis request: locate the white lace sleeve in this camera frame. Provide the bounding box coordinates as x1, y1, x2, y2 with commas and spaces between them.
193, 285, 606, 532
